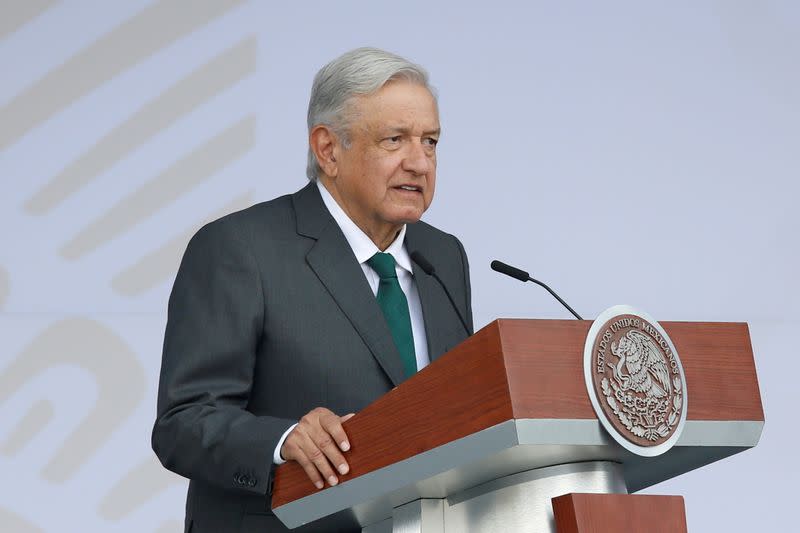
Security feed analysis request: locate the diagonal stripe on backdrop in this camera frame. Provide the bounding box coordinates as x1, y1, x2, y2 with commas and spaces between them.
0, 318, 145, 482
1, 399, 54, 456
25, 37, 257, 214
0, 507, 43, 533
0, 0, 56, 40
111, 191, 255, 296
0, 0, 245, 151
60, 116, 256, 260
98, 456, 185, 521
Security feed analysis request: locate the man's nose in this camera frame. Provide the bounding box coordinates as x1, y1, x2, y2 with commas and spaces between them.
401, 140, 433, 175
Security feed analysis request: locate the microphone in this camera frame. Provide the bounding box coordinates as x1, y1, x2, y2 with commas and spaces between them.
410, 251, 472, 336
490, 260, 583, 320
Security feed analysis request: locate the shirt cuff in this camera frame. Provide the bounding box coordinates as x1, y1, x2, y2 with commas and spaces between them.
273, 423, 298, 465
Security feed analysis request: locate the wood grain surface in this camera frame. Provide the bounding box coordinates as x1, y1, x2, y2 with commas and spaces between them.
272, 318, 763, 508
552, 493, 687, 533
271, 321, 514, 508
498, 319, 764, 421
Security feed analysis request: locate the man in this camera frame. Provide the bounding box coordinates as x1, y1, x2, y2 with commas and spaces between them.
152, 48, 473, 532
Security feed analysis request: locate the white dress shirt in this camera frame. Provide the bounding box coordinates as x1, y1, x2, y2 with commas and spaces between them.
272, 181, 430, 464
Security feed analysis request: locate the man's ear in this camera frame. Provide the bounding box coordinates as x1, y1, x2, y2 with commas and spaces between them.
310, 125, 340, 178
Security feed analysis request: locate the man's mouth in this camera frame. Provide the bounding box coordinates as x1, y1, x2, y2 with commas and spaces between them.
396, 185, 422, 192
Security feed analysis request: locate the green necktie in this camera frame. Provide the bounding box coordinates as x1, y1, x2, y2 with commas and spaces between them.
367, 252, 417, 378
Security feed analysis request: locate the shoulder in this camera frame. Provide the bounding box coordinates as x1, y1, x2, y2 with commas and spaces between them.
189, 191, 297, 247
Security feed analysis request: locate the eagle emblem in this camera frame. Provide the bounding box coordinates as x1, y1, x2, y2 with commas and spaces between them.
611, 330, 672, 399
584, 306, 687, 456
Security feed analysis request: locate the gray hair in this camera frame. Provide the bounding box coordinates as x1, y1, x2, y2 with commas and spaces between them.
306, 47, 436, 180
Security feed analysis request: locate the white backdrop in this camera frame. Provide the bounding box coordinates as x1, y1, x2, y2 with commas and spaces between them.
1, 1, 797, 531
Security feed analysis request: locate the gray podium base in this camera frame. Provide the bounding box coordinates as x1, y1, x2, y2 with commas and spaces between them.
361, 461, 627, 533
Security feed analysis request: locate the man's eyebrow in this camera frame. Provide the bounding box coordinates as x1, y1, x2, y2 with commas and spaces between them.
380, 126, 441, 136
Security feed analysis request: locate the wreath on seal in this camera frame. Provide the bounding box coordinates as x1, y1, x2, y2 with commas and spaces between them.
601, 376, 683, 441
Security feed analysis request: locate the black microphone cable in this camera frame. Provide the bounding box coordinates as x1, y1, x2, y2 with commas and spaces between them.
411, 251, 472, 335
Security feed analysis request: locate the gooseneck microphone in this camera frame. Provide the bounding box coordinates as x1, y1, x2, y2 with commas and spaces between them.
410, 251, 472, 335
490, 260, 583, 320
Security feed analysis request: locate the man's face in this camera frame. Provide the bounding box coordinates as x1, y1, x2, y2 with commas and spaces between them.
325, 80, 439, 246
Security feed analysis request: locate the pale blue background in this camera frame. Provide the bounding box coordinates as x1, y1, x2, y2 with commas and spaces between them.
1, 1, 797, 531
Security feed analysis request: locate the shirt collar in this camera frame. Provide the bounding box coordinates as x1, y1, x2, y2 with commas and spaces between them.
316, 180, 413, 274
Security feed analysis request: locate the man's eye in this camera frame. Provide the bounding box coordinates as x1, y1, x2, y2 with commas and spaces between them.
387, 136, 401, 143
424, 137, 439, 147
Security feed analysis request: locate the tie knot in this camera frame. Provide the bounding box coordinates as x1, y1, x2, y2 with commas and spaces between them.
367, 252, 398, 279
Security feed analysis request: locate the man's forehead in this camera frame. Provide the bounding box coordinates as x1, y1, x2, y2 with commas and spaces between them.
351, 89, 439, 130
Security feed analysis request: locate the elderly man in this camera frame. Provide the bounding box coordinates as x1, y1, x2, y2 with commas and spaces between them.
152, 48, 473, 532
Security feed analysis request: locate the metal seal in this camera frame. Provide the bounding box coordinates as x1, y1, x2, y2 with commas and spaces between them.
584, 305, 688, 457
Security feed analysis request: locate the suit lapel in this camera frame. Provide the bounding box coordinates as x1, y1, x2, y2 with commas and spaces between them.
405, 225, 452, 363
293, 183, 406, 386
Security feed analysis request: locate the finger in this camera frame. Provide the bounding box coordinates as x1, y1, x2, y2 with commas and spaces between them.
294, 453, 325, 490
321, 413, 351, 453
301, 433, 339, 486
310, 422, 349, 476
283, 435, 324, 490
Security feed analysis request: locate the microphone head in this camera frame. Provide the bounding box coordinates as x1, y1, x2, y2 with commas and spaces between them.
490, 260, 530, 282
410, 251, 436, 275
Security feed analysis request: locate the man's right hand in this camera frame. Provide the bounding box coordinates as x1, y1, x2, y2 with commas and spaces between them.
280, 407, 355, 489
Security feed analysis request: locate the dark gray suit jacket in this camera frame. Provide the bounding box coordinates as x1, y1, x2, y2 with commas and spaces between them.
152, 182, 473, 532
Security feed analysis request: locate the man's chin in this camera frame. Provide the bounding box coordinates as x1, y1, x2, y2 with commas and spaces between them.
390, 209, 425, 225
388, 201, 429, 223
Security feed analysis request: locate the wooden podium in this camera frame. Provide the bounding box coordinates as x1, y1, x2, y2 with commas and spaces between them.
271, 319, 763, 532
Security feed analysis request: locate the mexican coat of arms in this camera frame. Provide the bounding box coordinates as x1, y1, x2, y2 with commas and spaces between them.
584, 305, 688, 456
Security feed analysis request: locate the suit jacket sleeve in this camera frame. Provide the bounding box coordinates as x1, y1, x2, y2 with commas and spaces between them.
151, 217, 294, 496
